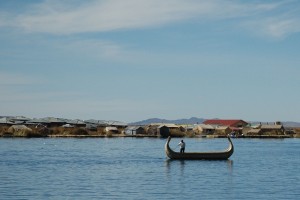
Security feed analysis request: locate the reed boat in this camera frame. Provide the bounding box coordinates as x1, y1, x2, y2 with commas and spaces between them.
165, 136, 234, 160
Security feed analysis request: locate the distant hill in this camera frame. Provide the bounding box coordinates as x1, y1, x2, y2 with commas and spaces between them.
282, 121, 300, 127
130, 117, 300, 127
2, 115, 300, 127
129, 117, 205, 125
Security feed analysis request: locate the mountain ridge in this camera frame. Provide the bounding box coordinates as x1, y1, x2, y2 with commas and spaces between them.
129, 117, 205, 125
130, 117, 300, 127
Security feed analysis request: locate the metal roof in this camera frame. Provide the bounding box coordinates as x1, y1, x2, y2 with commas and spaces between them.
84, 119, 127, 126
41, 117, 66, 123
65, 119, 86, 125
107, 121, 128, 126
28, 118, 48, 123
84, 119, 108, 125
0, 117, 13, 124
8, 116, 31, 121
125, 126, 144, 131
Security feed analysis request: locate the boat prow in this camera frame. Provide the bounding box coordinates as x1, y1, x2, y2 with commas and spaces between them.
165, 136, 234, 160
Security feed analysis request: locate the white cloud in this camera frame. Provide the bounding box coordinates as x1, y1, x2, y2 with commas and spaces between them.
242, 16, 300, 39
14, 0, 200, 34
262, 18, 300, 38
1, 0, 292, 37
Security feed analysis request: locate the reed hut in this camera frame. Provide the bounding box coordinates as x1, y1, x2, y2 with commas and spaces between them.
261, 124, 284, 135
193, 124, 215, 135
214, 126, 231, 135
246, 128, 262, 136
124, 126, 145, 135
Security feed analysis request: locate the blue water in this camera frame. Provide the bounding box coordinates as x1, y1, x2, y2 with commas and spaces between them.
0, 137, 299, 200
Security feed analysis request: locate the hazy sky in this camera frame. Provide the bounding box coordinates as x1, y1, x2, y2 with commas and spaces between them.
0, 0, 300, 123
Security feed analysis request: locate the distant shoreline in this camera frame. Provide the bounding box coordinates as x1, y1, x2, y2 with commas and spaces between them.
1, 134, 297, 139
47, 134, 297, 138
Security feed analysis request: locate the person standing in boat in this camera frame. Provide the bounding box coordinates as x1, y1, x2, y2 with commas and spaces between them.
178, 140, 185, 153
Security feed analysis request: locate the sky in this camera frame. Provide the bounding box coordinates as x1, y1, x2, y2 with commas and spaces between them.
0, 0, 300, 123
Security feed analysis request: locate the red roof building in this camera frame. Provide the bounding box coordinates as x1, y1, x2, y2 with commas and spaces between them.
203, 119, 248, 128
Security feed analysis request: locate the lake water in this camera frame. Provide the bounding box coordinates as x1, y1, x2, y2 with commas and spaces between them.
0, 137, 299, 200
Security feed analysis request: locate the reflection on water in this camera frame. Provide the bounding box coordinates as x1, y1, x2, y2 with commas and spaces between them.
165, 158, 233, 178
227, 159, 233, 173
0, 138, 299, 200
165, 158, 233, 169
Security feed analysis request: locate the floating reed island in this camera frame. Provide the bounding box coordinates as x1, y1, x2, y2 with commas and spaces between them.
0, 116, 299, 138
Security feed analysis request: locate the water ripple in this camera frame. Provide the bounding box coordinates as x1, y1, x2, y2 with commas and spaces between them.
0, 138, 299, 199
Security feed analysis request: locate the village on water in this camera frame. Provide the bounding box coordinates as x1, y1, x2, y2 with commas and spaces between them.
1, 116, 300, 138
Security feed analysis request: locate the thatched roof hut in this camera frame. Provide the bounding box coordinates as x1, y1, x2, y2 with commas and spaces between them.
124, 126, 145, 135
193, 124, 215, 134
214, 126, 231, 135
246, 128, 262, 135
